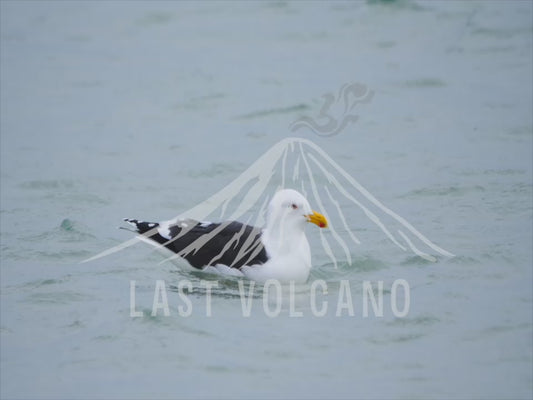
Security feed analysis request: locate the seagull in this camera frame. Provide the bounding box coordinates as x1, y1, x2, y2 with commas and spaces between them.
123, 189, 328, 283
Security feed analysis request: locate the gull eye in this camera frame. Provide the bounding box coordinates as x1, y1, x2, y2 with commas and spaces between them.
291, 203, 298, 210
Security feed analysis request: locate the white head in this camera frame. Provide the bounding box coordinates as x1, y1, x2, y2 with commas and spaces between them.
242, 189, 328, 283
265, 189, 328, 235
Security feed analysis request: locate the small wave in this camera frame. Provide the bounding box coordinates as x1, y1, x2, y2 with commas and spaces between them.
235, 104, 309, 120
401, 255, 440, 266
318, 256, 387, 272
136, 12, 175, 27
350, 256, 388, 271
65, 320, 85, 329
13, 278, 69, 290
367, 332, 425, 345
366, 0, 427, 11
1, 219, 97, 262
168, 276, 268, 300
55, 218, 96, 243
26, 218, 96, 243
92, 334, 118, 342
460, 168, 526, 177
401, 185, 485, 198
403, 78, 446, 88
23, 291, 91, 304
19, 179, 75, 190
309, 256, 388, 281
386, 314, 440, 327
186, 163, 244, 178
445, 255, 480, 265
471, 27, 530, 40
17, 180, 109, 205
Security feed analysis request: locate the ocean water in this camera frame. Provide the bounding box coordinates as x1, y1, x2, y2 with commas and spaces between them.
1, 1, 532, 399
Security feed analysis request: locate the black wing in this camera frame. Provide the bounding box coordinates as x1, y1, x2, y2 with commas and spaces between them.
124, 219, 268, 269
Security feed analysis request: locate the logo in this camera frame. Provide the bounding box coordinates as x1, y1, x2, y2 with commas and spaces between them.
83, 136, 454, 267
129, 279, 411, 318
289, 82, 374, 137
81, 83, 455, 319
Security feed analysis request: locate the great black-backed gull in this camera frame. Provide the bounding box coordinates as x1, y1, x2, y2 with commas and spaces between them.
123, 189, 328, 283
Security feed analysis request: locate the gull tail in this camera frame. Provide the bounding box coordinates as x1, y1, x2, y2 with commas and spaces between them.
123, 218, 159, 234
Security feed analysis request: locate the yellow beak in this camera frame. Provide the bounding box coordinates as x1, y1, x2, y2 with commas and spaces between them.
306, 211, 328, 228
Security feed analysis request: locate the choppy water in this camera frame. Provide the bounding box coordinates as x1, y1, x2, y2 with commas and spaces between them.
1, 1, 532, 399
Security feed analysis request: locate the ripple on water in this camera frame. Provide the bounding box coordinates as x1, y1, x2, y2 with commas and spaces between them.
186, 162, 244, 178
401, 185, 486, 198
400, 255, 440, 266
445, 255, 481, 265
386, 314, 440, 327
11, 277, 70, 291
136, 12, 175, 27
366, 332, 426, 345
403, 78, 447, 88
17, 179, 109, 205
235, 103, 309, 120
92, 334, 119, 342
21, 218, 95, 244
18, 179, 76, 190
168, 277, 266, 300
3, 218, 97, 262
23, 291, 92, 304
65, 320, 85, 329
59, 218, 96, 238
350, 256, 388, 272
317, 257, 388, 273
309, 257, 389, 281
458, 168, 528, 177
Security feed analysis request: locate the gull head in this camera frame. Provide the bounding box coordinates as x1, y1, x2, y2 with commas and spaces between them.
266, 189, 328, 233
